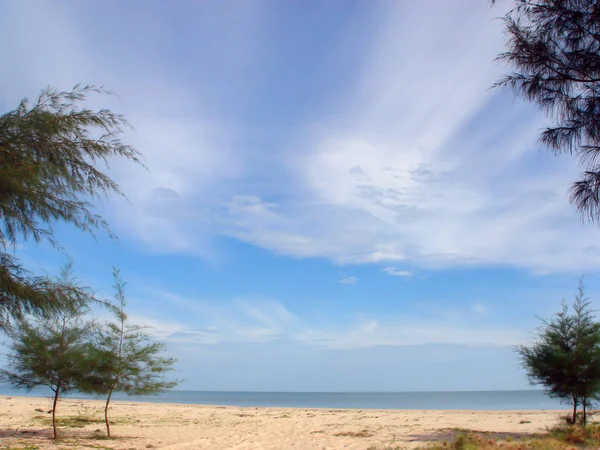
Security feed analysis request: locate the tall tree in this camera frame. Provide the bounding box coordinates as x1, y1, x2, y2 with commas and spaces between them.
0, 84, 143, 328
92, 269, 178, 437
0, 263, 97, 438
494, 0, 600, 221
518, 280, 600, 424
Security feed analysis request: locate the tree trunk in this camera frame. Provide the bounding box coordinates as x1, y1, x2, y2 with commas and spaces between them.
573, 395, 578, 424
52, 381, 61, 439
583, 398, 587, 425
105, 385, 115, 437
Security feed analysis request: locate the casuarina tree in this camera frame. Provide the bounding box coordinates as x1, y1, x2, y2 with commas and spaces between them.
0, 263, 97, 438
0, 85, 143, 328
493, 0, 600, 221
518, 280, 600, 424
92, 269, 178, 437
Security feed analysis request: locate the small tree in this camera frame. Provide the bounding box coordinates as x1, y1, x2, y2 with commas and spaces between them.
0, 264, 97, 438
518, 281, 600, 424
93, 269, 178, 437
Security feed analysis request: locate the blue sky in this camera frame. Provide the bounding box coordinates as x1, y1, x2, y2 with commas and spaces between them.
2, 0, 600, 392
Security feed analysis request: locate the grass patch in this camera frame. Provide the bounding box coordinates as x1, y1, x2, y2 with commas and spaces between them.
40, 416, 105, 428
33, 414, 135, 429
50, 436, 115, 449
90, 434, 112, 440
3, 446, 40, 450
366, 424, 600, 449
366, 446, 402, 450
547, 422, 600, 446
334, 429, 373, 438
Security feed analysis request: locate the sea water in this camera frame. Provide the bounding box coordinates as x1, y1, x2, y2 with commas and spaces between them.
0, 386, 565, 410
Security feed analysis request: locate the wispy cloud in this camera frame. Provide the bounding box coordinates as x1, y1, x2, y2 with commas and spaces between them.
123, 290, 527, 351
200, 3, 595, 274
338, 276, 358, 284
295, 321, 525, 350
3, 1, 597, 275
147, 292, 298, 345
383, 268, 413, 277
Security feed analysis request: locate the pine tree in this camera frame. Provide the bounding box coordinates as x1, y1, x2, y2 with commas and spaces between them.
93, 269, 178, 437
518, 280, 600, 424
0, 263, 97, 438
493, 0, 600, 221
0, 85, 143, 327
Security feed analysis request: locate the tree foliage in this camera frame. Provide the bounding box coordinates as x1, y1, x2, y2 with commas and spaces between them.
494, 0, 600, 221
0, 85, 142, 328
0, 253, 58, 329
92, 269, 178, 437
0, 264, 97, 438
518, 281, 600, 424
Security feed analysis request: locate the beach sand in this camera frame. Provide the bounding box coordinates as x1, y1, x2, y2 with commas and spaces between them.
0, 396, 565, 449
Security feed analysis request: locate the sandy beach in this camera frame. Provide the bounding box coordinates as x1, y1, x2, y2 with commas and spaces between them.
0, 396, 567, 449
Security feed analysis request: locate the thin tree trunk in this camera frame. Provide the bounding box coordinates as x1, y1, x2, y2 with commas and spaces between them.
105, 385, 115, 437
583, 398, 587, 425
52, 381, 61, 439
573, 395, 578, 424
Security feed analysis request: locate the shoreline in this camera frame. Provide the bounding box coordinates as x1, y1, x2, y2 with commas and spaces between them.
0, 395, 568, 449
0, 391, 565, 412
0, 393, 569, 412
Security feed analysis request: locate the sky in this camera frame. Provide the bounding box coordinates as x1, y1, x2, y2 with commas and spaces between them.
2, 0, 600, 392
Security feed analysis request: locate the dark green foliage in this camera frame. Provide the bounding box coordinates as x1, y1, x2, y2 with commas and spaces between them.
0, 85, 143, 328
92, 269, 178, 437
0, 252, 57, 329
494, 0, 600, 221
0, 263, 97, 438
0, 254, 99, 332
517, 280, 600, 424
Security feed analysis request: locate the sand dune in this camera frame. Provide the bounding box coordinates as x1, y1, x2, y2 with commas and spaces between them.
0, 396, 565, 449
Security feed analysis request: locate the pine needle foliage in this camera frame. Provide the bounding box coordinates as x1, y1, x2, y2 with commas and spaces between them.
0, 84, 143, 327
92, 268, 179, 437
518, 280, 600, 425
494, 0, 600, 221
0, 263, 97, 439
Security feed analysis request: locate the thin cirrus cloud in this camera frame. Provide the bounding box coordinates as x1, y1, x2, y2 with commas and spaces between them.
209, 2, 595, 273
2, 1, 572, 392
126, 292, 526, 351
2, 0, 599, 275
118, 2, 599, 274
338, 276, 358, 284
383, 268, 413, 277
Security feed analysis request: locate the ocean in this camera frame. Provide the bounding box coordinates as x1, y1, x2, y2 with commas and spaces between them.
0, 386, 565, 410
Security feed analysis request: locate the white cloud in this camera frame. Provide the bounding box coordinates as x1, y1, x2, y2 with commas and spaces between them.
3, 1, 599, 274
210, 2, 599, 273
125, 290, 527, 351
383, 268, 413, 277
294, 320, 524, 350
338, 276, 358, 284
147, 292, 298, 346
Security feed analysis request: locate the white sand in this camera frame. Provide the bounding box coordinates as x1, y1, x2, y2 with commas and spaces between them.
0, 396, 566, 449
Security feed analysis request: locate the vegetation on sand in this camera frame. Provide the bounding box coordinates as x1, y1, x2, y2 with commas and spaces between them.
517, 281, 600, 424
